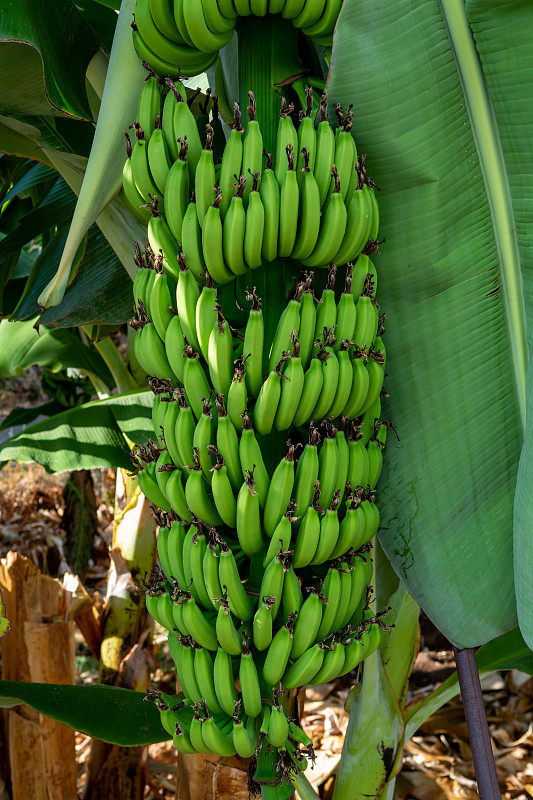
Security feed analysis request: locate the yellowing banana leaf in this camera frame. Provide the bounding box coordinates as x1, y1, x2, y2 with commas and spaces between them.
328, 0, 532, 647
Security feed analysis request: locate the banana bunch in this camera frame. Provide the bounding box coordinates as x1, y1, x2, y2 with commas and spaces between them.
132, 0, 344, 77
123, 85, 379, 280
129, 258, 392, 772
125, 66, 391, 784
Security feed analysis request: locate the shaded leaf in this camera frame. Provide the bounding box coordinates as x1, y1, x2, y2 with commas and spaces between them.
0, 318, 113, 384
0, 0, 99, 119
0, 399, 64, 433
0, 680, 167, 745
3, 160, 56, 204
328, 0, 531, 647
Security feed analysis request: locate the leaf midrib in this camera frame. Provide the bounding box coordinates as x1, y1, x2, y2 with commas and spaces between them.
440, 0, 528, 434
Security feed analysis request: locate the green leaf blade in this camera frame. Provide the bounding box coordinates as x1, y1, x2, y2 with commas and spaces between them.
327, 0, 532, 646
0, 681, 168, 745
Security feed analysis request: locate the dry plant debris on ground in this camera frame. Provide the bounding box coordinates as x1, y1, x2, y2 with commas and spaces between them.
0, 450, 532, 798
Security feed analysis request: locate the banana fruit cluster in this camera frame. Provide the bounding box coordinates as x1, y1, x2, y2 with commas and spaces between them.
123, 80, 378, 279
130, 255, 390, 767
132, 0, 343, 77
125, 65, 390, 782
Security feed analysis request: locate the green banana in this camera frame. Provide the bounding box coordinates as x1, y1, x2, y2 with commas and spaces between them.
209, 448, 238, 527
263, 443, 297, 537
281, 563, 303, 620
262, 614, 296, 686
314, 94, 336, 207
210, 398, 239, 490
213, 646, 238, 716
343, 348, 371, 419
282, 642, 325, 689
215, 593, 243, 655
268, 292, 301, 373
129, 124, 161, 204
275, 97, 298, 186
136, 70, 162, 139
358, 339, 386, 414
267, 694, 289, 746
182, 0, 233, 52
167, 79, 203, 181
311, 337, 339, 420
223, 175, 247, 275
293, 0, 327, 27
195, 124, 217, 227
202, 189, 235, 284
333, 181, 373, 266
259, 152, 280, 262
327, 340, 354, 418
147, 113, 172, 194
291, 146, 321, 260
207, 305, 234, 396
242, 287, 265, 399
183, 345, 211, 420
163, 141, 189, 240
219, 103, 244, 218
195, 270, 218, 361
309, 638, 345, 685
148, 202, 182, 282
298, 272, 317, 369
181, 592, 219, 649
258, 549, 290, 618
330, 104, 356, 202
227, 356, 249, 429
314, 265, 337, 346
276, 591, 316, 664
252, 355, 287, 436
278, 143, 300, 257
181, 197, 207, 283
239, 633, 262, 718
310, 490, 341, 565
290, 348, 325, 428
296, 88, 317, 179
218, 542, 255, 620
302, 164, 348, 267
244, 172, 265, 268
193, 399, 215, 481
122, 141, 151, 220
263, 502, 296, 567
239, 412, 270, 507
150, 263, 175, 340
175, 388, 195, 468
274, 331, 305, 431
293, 426, 320, 518
185, 448, 224, 526
292, 484, 322, 568
315, 566, 341, 642
316, 425, 338, 509
236, 470, 264, 555
242, 92, 263, 204
253, 594, 276, 651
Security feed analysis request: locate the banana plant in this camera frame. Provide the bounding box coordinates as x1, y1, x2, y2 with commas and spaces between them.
1, 1, 532, 799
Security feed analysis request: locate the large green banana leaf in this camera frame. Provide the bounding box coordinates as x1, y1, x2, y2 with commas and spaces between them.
328, 0, 532, 647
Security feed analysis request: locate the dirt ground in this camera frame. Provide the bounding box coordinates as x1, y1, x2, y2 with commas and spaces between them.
1, 372, 532, 800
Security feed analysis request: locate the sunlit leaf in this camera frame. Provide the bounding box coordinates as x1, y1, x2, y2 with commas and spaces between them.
0, 681, 167, 745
